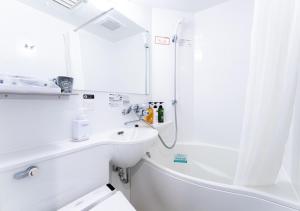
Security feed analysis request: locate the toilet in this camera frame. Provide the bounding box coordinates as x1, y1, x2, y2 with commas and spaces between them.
58, 184, 136, 211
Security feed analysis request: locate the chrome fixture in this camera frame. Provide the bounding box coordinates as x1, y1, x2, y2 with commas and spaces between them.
172, 34, 178, 43
172, 99, 178, 105
122, 104, 148, 126
112, 165, 129, 184
122, 105, 132, 115
24, 44, 35, 50
122, 104, 148, 117
124, 119, 141, 126
14, 166, 39, 180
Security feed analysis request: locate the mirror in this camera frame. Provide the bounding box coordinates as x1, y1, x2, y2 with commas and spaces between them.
0, 1, 150, 95
67, 9, 150, 95
0, 0, 69, 81
67, 10, 150, 94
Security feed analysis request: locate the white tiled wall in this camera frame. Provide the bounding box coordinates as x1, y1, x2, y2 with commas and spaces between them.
151, 0, 255, 148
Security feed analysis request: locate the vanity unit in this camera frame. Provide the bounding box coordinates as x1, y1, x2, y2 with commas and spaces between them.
0, 127, 157, 210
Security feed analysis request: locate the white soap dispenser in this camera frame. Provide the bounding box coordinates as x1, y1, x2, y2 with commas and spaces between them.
72, 108, 90, 142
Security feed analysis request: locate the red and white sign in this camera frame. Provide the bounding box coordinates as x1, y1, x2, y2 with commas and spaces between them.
155, 36, 170, 45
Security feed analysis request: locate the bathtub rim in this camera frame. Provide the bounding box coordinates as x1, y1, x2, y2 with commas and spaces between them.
142, 143, 300, 210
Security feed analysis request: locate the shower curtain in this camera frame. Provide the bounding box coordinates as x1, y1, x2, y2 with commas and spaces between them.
234, 0, 300, 186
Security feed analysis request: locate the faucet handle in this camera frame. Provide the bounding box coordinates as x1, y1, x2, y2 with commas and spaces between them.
140, 108, 149, 118
122, 105, 132, 115
135, 104, 148, 117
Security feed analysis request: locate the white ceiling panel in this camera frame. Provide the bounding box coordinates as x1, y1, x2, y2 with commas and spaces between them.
130, 0, 230, 12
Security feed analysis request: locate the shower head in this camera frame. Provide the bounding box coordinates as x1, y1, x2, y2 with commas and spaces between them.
175, 19, 184, 32
172, 18, 184, 43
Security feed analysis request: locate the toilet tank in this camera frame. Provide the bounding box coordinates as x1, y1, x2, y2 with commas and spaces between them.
0, 145, 111, 211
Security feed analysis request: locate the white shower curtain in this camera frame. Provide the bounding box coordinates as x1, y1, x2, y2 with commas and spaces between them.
234, 0, 300, 186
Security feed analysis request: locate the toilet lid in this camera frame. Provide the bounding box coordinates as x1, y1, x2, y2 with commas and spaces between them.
58, 185, 136, 211
90, 191, 136, 211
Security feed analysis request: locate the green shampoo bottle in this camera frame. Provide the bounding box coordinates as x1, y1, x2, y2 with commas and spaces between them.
158, 102, 164, 123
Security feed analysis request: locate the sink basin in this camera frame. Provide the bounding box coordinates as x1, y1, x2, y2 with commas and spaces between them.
108, 127, 158, 168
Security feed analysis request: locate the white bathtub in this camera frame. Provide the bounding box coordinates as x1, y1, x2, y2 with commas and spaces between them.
131, 143, 300, 211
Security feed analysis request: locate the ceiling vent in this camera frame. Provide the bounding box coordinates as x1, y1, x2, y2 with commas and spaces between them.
100, 17, 122, 31
52, 0, 84, 9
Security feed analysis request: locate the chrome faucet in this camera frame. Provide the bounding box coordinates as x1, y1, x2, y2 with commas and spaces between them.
122, 104, 148, 126
122, 104, 148, 116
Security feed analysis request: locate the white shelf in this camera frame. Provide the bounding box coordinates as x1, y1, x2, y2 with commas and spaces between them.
0, 92, 79, 96
0, 92, 79, 100
152, 121, 173, 130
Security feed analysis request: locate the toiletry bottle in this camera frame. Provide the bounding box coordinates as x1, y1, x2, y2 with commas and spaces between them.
158, 102, 165, 123
153, 102, 158, 124
72, 109, 90, 142
145, 102, 154, 124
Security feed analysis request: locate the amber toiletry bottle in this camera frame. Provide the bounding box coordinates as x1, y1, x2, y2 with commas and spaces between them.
145, 102, 154, 124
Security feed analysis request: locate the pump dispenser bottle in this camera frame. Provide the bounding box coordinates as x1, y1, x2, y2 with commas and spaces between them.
72, 108, 90, 142
158, 102, 165, 123
153, 102, 158, 124
145, 102, 154, 124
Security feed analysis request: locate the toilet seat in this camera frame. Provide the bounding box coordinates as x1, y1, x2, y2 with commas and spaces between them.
58, 184, 136, 211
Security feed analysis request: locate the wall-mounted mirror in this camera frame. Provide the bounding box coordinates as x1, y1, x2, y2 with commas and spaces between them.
0, 1, 150, 95
0, 1, 69, 81
67, 9, 150, 94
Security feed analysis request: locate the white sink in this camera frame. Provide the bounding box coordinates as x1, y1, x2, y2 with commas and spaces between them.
108, 127, 158, 168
